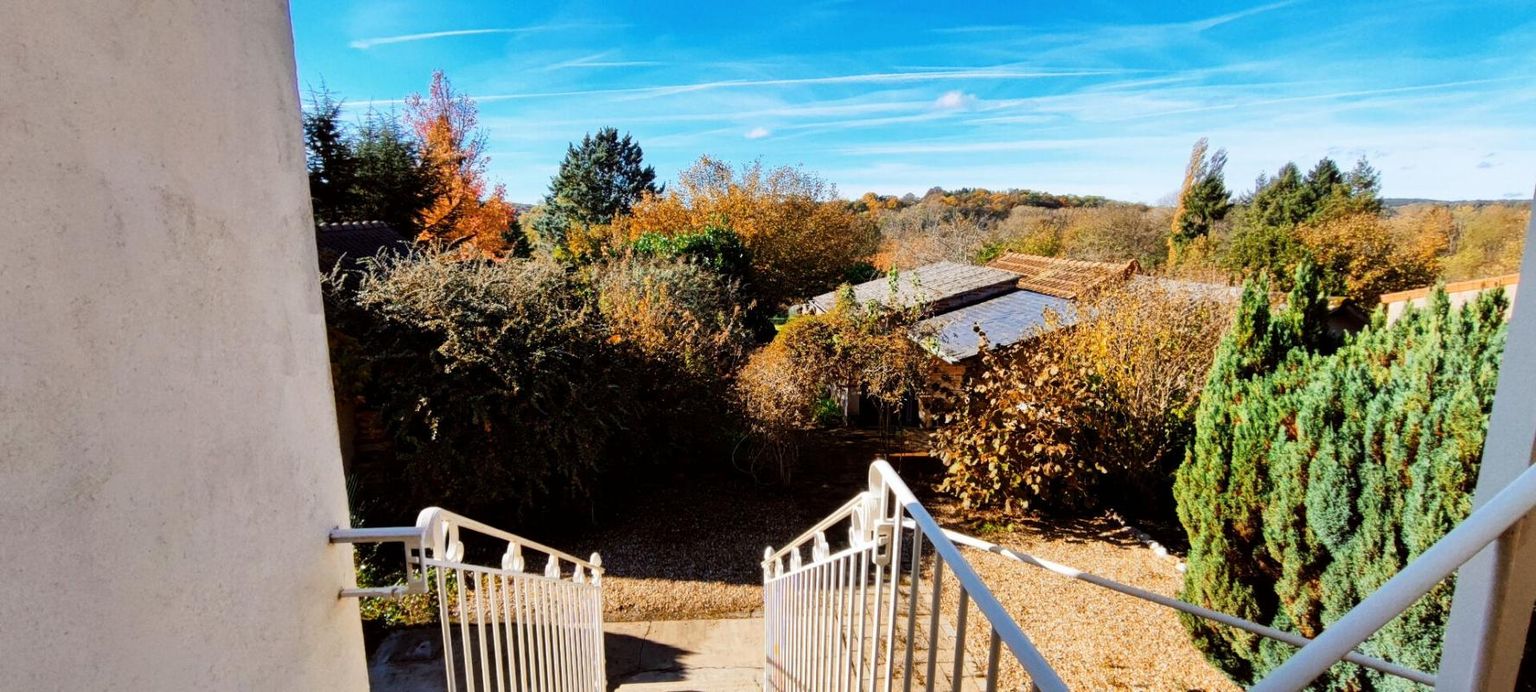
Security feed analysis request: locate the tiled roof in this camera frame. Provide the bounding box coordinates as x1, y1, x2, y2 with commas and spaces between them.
1379, 273, 1520, 305
918, 290, 1075, 362
803, 261, 1020, 314
986, 253, 1138, 299
315, 221, 410, 266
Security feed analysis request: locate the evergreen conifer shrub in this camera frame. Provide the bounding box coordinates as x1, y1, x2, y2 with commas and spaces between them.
1175, 264, 1508, 688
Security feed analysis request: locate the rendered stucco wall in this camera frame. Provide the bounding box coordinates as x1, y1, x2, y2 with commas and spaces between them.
0, 1, 368, 689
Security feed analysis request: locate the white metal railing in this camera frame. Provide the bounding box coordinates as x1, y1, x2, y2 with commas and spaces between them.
939, 529, 1436, 687
762, 460, 1068, 692
332, 507, 605, 692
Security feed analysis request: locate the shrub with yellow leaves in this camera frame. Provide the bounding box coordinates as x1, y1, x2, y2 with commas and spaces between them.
934, 280, 1234, 515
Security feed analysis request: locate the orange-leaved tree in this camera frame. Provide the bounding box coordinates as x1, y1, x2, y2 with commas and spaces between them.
615, 156, 878, 310
1297, 211, 1444, 304
405, 71, 517, 258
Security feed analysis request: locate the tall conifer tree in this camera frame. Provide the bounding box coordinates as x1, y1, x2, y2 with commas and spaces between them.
534, 127, 660, 255
1176, 264, 1508, 688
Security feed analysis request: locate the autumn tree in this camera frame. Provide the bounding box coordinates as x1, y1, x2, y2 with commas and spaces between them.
874, 202, 998, 268
405, 71, 517, 257
533, 128, 660, 257
1298, 212, 1443, 304
981, 205, 1170, 269
1168, 138, 1232, 264
1435, 203, 1530, 280
615, 156, 879, 309
303, 93, 437, 236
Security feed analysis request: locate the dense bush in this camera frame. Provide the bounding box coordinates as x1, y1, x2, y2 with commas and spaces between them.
1175, 264, 1508, 688
325, 250, 748, 526
934, 281, 1233, 514
735, 286, 931, 482
627, 224, 751, 284
593, 252, 752, 452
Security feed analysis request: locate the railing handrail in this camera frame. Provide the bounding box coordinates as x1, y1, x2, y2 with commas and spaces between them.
763, 494, 867, 567
1252, 458, 1536, 691
416, 507, 604, 573
330, 506, 603, 599
940, 528, 1436, 686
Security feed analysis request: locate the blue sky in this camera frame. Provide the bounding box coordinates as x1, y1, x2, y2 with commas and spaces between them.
290, 0, 1536, 204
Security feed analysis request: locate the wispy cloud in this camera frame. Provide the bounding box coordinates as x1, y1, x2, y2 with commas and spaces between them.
462, 66, 1138, 102
1104, 77, 1527, 121
932, 1, 1293, 36
544, 51, 662, 71
350, 24, 600, 50
745, 127, 772, 139
1188, 1, 1296, 32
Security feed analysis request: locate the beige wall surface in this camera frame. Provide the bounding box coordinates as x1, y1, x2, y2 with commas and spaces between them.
0, 1, 367, 688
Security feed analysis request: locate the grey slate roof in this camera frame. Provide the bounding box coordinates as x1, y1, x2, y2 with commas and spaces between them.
919, 289, 1075, 362
803, 261, 1020, 314
315, 221, 410, 267
1127, 276, 1242, 301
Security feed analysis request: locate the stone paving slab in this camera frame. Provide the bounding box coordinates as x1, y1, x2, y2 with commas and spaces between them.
607, 618, 762, 691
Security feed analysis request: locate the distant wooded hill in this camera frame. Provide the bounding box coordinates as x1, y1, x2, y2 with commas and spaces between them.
1384, 198, 1529, 209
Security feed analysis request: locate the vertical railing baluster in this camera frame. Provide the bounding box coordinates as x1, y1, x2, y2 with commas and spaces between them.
951, 592, 969, 692
516, 575, 532, 692
457, 567, 476, 692
836, 554, 850, 692
472, 572, 487, 691
545, 558, 566, 692
855, 546, 870, 691
536, 576, 552, 692
790, 567, 800, 689
984, 629, 1001, 692
486, 571, 504, 692
902, 527, 925, 692
883, 504, 904, 692
814, 557, 824, 690
498, 574, 515, 692
924, 560, 944, 692
438, 565, 459, 692
586, 555, 599, 692
584, 575, 598, 692
788, 568, 797, 689
563, 571, 573, 692
878, 561, 890, 690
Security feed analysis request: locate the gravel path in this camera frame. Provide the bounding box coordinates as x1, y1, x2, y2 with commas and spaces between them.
924, 504, 1238, 691
572, 434, 884, 622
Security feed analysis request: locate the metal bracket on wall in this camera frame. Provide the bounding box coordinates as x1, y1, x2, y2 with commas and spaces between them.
328, 525, 428, 598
